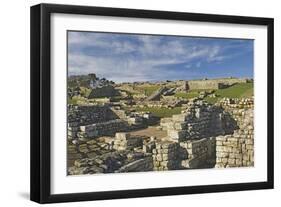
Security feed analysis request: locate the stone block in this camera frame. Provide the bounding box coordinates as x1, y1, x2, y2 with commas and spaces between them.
115, 132, 130, 141
167, 130, 186, 140
172, 114, 187, 122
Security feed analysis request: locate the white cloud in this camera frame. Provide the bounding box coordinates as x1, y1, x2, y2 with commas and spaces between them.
68, 32, 250, 82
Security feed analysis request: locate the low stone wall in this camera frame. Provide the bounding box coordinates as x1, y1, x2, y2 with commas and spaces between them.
68, 149, 153, 175
68, 105, 119, 127
113, 133, 143, 151
69, 151, 127, 174
67, 137, 113, 167
188, 81, 224, 90
68, 105, 131, 140
187, 78, 249, 90
76, 119, 128, 139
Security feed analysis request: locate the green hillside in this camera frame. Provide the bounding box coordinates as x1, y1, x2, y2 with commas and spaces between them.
204, 82, 253, 104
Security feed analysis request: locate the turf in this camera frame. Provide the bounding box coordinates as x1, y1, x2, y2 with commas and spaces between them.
215, 83, 253, 98
134, 85, 161, 96
134, 106, 182, 118
204, 82, 253, 104
174, 92, 198, 99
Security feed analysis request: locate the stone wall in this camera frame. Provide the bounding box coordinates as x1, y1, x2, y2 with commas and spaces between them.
160, 99, 236, 142
177, 78, 249, 91
152, 141, 183, 171
215, 98, 254, 168
158, 98, 254, 169
68, 105, 118, 127
68, 105, 156, 140
188, 81, 226, 90
68, 148, 153, 174
151, 137, 216, 171
77, 120, 129, 139
68, 105, 129, 140
68, 98, 254, 174
113, 133, 143, 151
88, 85, 119, 99
67, 137, 113, 168
180, 137, 216, 168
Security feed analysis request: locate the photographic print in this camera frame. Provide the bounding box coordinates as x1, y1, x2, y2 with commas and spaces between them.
31, 4, 273, 203
67, 31, 254, 175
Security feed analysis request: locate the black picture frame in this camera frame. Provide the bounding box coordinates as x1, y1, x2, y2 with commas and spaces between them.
30, 3, 274, 204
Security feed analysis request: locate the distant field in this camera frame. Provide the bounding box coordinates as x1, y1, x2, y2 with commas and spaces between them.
134, 106, 182, 118
175, 89, 214, 99
204, 83, 253, 104
135, 85, 161, 96
68, 82, 253, 106
174, 83, 253, 104
120, 85, 161, 96
175, 91, 198, 99
215, 82, 253, 98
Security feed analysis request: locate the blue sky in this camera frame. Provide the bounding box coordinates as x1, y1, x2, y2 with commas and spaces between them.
68, 31, 253, 83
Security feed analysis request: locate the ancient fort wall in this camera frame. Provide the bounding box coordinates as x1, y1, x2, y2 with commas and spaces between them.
177, 78, 249, 91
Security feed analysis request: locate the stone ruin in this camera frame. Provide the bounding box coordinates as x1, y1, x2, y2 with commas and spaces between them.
68, 104, 158, 141
176, 78, 250, 92
67, 98, 254, 175
68, 105, 128, 140
68, 133, 154, 174
145, 87, 178, 102
155, 98, 254, 169
215, 98, 254, 167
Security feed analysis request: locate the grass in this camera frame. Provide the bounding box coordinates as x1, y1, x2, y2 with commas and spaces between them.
134, 85, 161, 96
68, 97, 78, 105
80, 87, 91, 97
204, 83, 253, 104
110, 96, 123, 102
175, 89, 215, 100
134, 106, 182, 118
215, 83, 253, 98
68, 96, 88, 105
204, 97, 219, 104
175, 91, 198, 99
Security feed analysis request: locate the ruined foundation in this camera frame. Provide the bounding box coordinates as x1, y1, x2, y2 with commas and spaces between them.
67, 98, 254, 175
